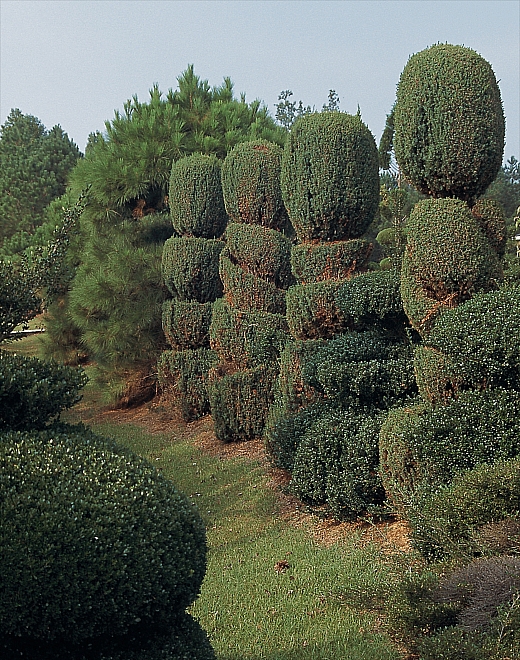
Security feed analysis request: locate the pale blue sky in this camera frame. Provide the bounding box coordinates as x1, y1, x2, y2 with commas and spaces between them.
1, 0, 519, 161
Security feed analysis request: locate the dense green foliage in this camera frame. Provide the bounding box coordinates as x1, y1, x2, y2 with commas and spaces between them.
169, 154, 227, 238
393, 44, 504, 202
281, 112, 379, 241
0, 352, 87, 430
0, 109, 81, 242
162, 299, 213, 350
0, 425, 207, 646
222, 140, 289, 229
471, 198, 508, 257
285, 281, 348, 339
290, 239, 372, 283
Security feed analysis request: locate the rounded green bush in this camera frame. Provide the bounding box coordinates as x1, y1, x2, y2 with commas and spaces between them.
0, 352, 87, 431
162, 299, 213, 350
162, 237, 224, 302
379, 389, 520, 510
224, 222, 293, 288
394, 44, 505, 202
281, 112, 380, 241
0, 426, 207, 643
221, 140, 289, 230
169, 154, 227, 238
400, 198, 502, 335
290, 240, 372, 283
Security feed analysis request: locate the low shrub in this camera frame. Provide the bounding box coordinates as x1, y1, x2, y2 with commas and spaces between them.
0, 351, 87, 431
0, 425, 207, 644
162, 237, 224, 303
286, 281, 348, 340
157, 348, 218, 422
290, 240, 373, 283
162, 299, 213, 350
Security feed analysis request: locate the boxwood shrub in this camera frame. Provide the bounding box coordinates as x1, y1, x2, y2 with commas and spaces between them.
162, 299, 213, 350
290, 240, 373, 283
0, 425, 207, 644
0, 351, 87, 431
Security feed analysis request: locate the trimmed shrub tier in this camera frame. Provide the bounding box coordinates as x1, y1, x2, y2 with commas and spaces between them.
162, 237, 224, 303
393, 44, 504, 203
162, 299, 213, 350
286, 281, 348, 340
290, 239, 372, 283
169, 153, 227, 238
281, 112, 380, 242
471, 199, 507, 258
0, 425, 207, 643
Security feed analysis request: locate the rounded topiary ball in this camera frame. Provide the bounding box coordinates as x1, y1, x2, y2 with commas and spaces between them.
281, 112, 380, 242
221, 140, 289, 229
0, 426, 207, 644
169, 154, 228, 238
394, 43, 505, 202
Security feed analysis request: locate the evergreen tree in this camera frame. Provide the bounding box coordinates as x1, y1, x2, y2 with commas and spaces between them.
0, 110, 81, 242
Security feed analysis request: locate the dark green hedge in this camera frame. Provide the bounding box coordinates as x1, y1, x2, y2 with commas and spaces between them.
290, 239, 372, 283
400, 198, 502, 336
209, 298, 289, 369
208, 364, 276, 442
169, 153, 227, 238
224, 222, 293, 288
220, 250, 286, 314
393, 44, 504, 202
281, 112, 380, 242
471, 198, 507, 258
290, 408, 387, 519
162, 237, 224, 303
379, 389, 520, 511
286, 281, 348, 340
0, 351, 87, 431
414, 286, 520, 402
162, 299, 213, 350
157, 348, 218, 422
0, 425, 207, 643
409, 457, 520, 561
221, 139, 289, 230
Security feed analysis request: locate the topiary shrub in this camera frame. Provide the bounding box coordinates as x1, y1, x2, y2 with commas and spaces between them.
281, 112, 380, 242
290, 407, 387, 519
221, 139, 289, 230
219, 249, 286, 314
393, 43, 505, 203
379, 388, 520, 511
162, 237, 224, 303
290, 239, 373, 283
169, 153, 227, 238
162, 299, 213, 350
285, 281, 348, 340
409, 457, 520, 561
0, 425, 207, 645
471, 198, 508, 258
224, 222, 293, 288
209, 298, 288, 369
0, 352, 87, 431
400, 198, 502, 336
207, 363, 277, 442
157, 348, 218, 421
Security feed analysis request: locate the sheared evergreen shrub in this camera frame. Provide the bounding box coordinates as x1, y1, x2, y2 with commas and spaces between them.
409, 457, 520, 561
162, 299, 213, 350
414, 286, 520, 402
0, 352, 87, 431
169, 153, 227, 238
221, 139, 288, 229
379, 388, 520, 511
400, 198, 502, 336
335, 269, 407, 331
471, 198, 507, 258
208, 364, 277, 442
285, 281, 348, 339
157, 348, 218, 421
162, 237, 224, 303
224, 222, 293, 287
209, 298, 288, 369
290, 408, 387, 519
281, 112, 380, 241
290, 239, 372, 283
219, 250, 286, 314
0, 426, 207, 644
393, 44, 504, 203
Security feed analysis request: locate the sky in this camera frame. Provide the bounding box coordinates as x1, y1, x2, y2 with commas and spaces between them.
1, 0, 519, 162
